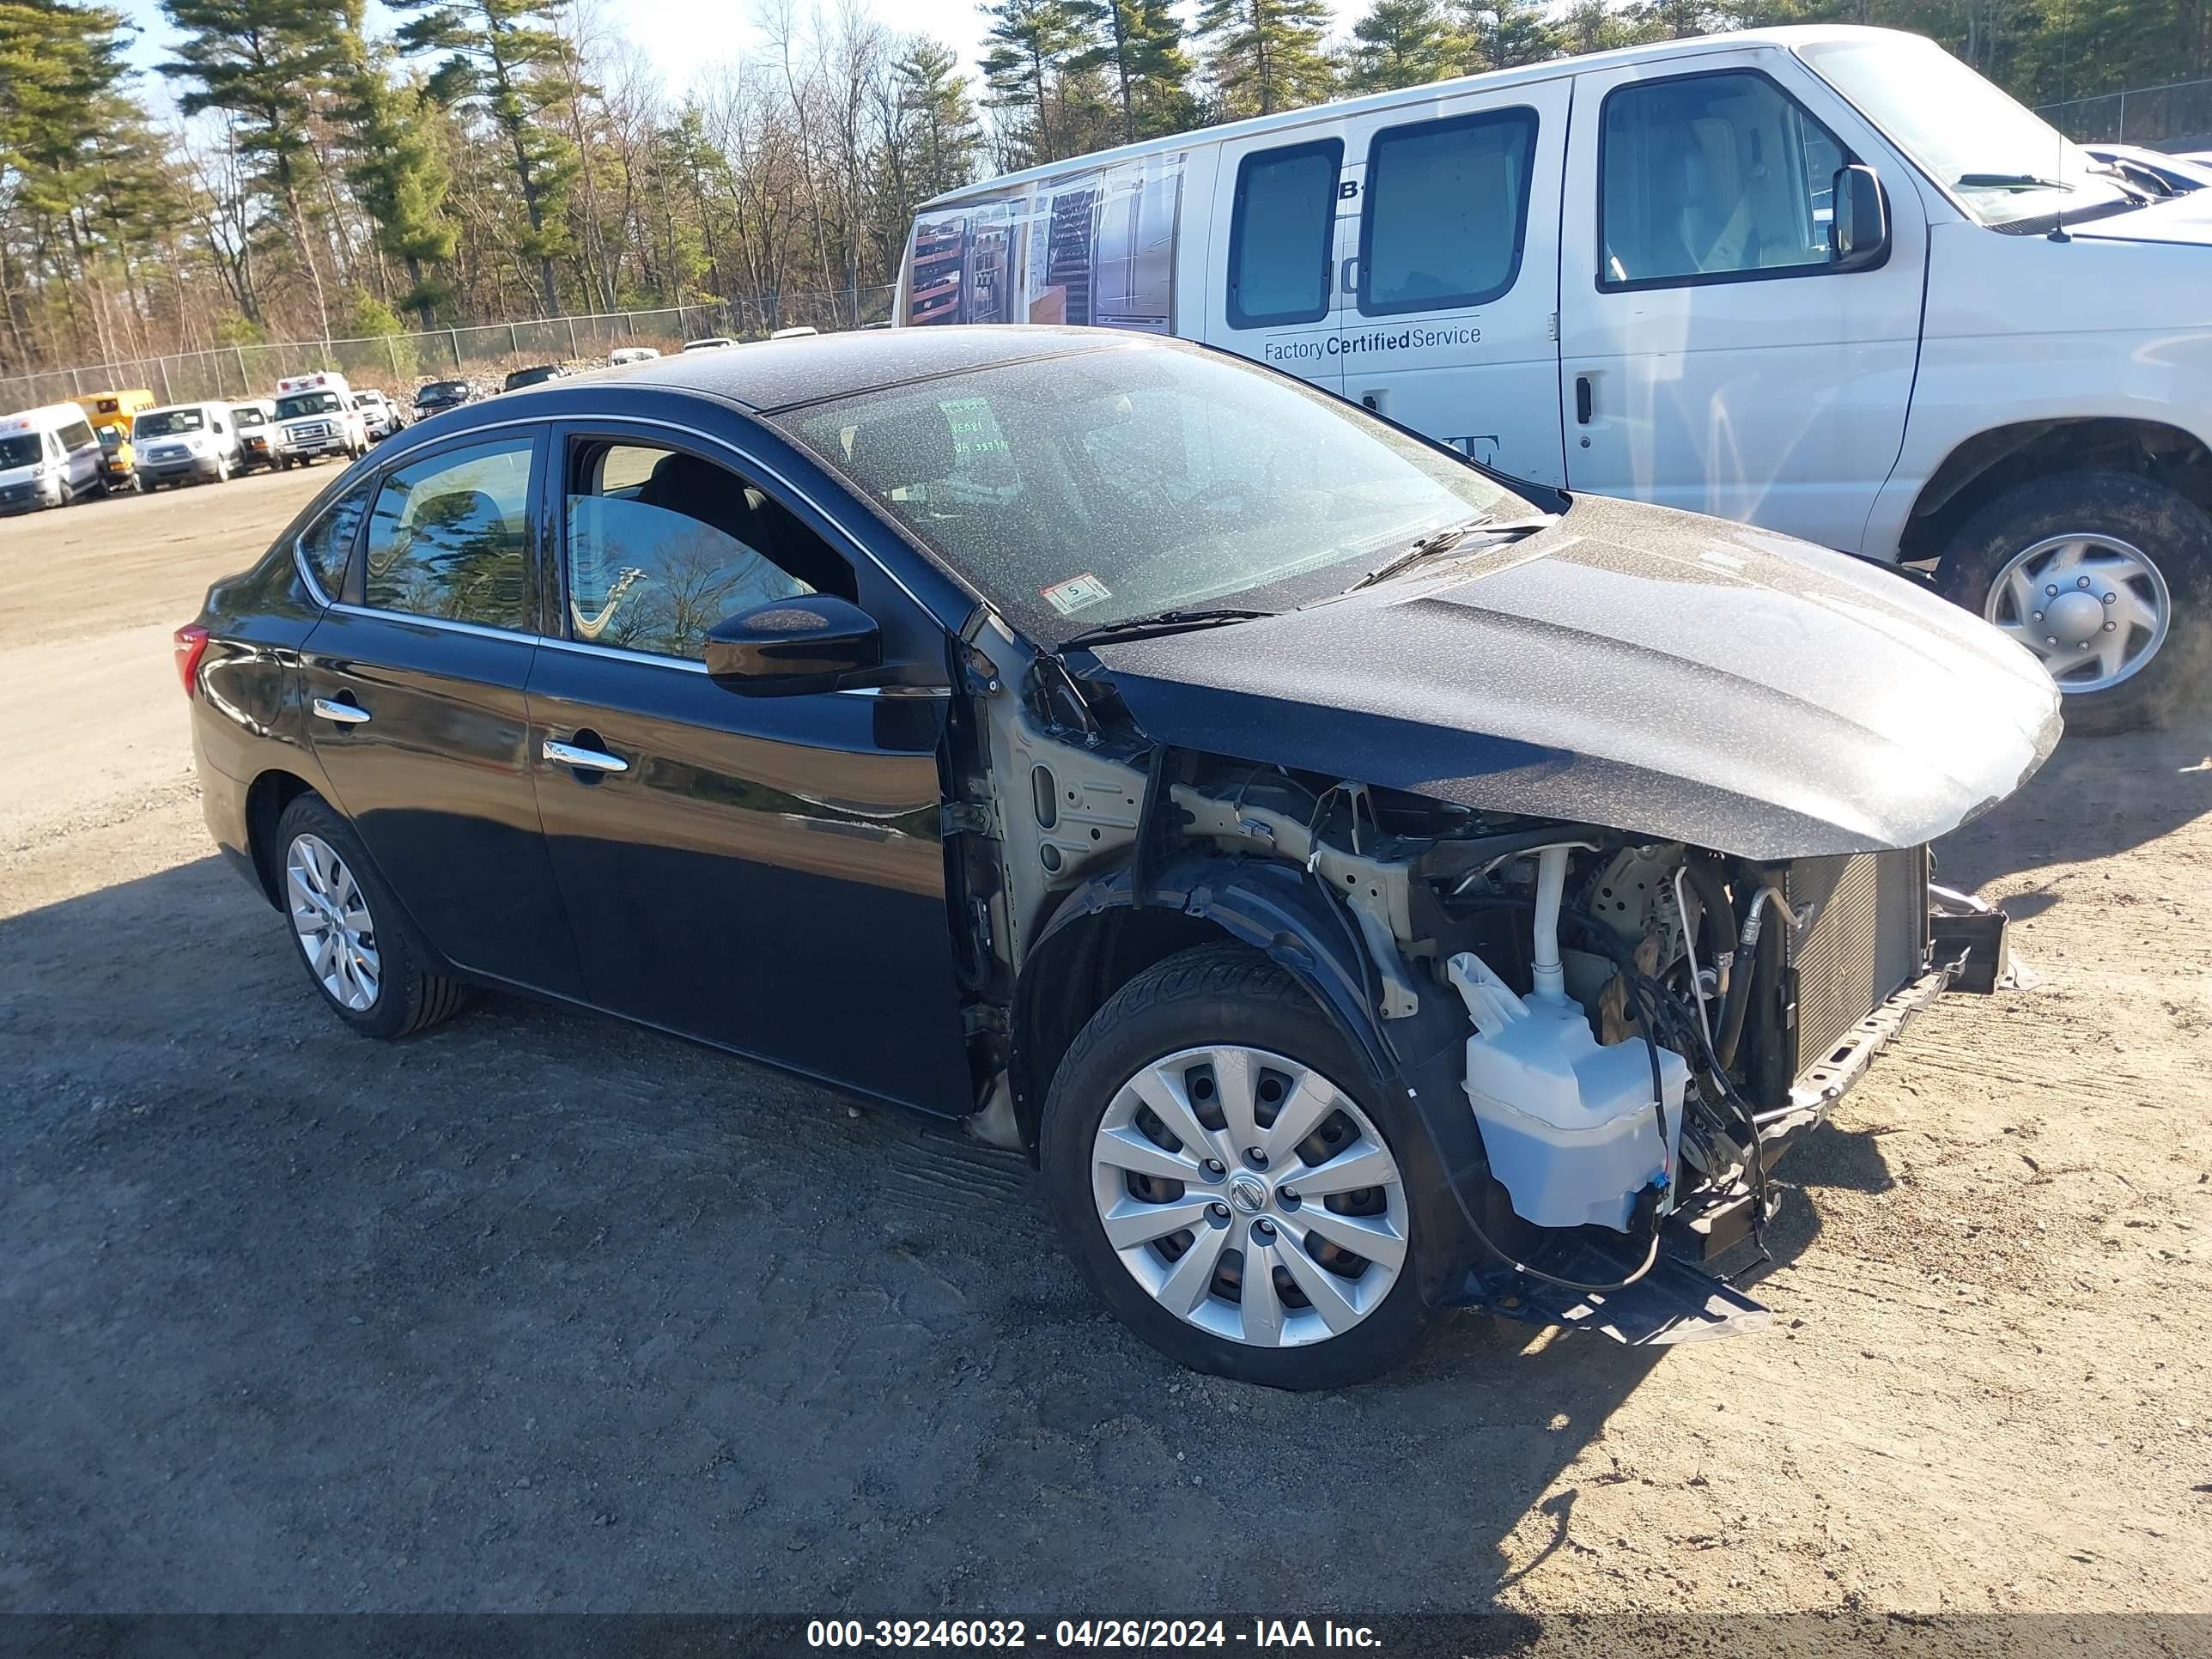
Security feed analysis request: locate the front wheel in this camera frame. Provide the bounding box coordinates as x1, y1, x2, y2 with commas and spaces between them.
1938, 471, 2210, 734
276, 794, 469, 1041
1040, 944, 1437, 1389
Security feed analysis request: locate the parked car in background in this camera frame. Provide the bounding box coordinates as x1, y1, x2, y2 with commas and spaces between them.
0, 403, 103, 511
271, 373, 368, 468
177, 329, 2056, 1388
413, 378, 479, 419
132, 401, 245, 489
2083, 143, 2212, 197
501, 364, 568, 392
902, 24, 2212, 733
353, 389, 403, 441
74, 388, 155, 493
232, 399, 280, 472
767, 325, 817, 339
680, 337, 736, 351
609, 346, 661, 365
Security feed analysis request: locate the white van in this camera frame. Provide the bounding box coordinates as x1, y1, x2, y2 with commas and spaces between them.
271, 371, 368, 466
133, 402, 246, 489
0, 403, 103, 513
899, 25, 2212, 732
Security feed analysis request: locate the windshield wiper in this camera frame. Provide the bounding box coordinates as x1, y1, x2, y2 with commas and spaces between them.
1345, 514, 1554, 593
1954, 172, 2074, 192
1056, 606, 1277, 651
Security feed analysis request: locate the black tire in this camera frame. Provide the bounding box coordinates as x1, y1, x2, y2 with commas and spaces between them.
1937, 470, 2212, 735
273, 793, 469, 1041
1039, 942, 1439, 1389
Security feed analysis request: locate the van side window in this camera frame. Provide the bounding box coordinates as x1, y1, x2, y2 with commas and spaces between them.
563, 441, 856, 661
1360, 108, 1538, 317
1226, 139, 1342, 330
1600, 71, 1849, 289
58, 418, 95, 451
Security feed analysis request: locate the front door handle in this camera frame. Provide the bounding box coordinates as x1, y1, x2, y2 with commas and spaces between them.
1575, 374, 1595, 425
544, 737, 629, 775
312, 696, 371, 725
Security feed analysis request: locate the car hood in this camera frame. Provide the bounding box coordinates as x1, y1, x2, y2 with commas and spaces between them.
1084, 495, 2061, 860
2069, 189, 2212, 246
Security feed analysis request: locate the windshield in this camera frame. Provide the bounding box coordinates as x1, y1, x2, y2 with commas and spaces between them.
276, 392, 343, 419
135, 409, 206, 437
0, 434, 40, 467
419, 381, 467, 402
504, 368, 558, 387
778, 343, 1537, 644
233, 407, 265, 427
1801, 35, 2130, 227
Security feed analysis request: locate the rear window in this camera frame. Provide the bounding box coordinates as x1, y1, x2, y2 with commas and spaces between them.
297, 477, 374, 598
1226, 140, 1342, 329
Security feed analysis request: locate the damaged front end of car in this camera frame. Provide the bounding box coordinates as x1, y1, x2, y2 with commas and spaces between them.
937, 539, 2062, 1349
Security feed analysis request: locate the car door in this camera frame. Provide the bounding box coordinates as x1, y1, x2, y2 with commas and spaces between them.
1557, 49, 1928, 551
295, 429, 584, 997
1202, 124, 1349, 394
523, 419, 974, 1114
1336, 75, 1572, 486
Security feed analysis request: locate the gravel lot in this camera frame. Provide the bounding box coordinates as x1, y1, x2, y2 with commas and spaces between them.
3, 466, 2209, 1629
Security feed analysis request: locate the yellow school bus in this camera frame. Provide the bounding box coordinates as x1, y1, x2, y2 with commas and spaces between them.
74, 389, 156, 490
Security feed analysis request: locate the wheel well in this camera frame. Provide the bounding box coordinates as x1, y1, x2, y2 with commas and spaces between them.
1901, 418, 2212, 565
244, 769, 316, 908
1009, 906, 1237, 1152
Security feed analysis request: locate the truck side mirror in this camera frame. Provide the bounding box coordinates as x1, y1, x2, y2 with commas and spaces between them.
1831, 163, 1889, 272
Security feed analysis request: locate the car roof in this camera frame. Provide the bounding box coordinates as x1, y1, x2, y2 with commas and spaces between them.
556, 324, 1147, 415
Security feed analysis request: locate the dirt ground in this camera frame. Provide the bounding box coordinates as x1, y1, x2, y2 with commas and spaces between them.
2, 467, 2209, 1634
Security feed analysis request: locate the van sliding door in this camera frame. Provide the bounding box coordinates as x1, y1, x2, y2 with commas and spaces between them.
1337, 76, 1572, 488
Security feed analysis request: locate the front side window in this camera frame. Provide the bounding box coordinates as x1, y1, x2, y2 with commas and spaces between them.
781, 343, 1535, 647
1601, 72, 1848, 288
564, 441, 854, 659
362, 438, 535, 629
1361, 109, 1538, 316
1227, 140, 1342, 329
297, 477, 374, 598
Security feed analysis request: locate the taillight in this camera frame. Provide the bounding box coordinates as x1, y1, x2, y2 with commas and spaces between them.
173, 623, 210, 697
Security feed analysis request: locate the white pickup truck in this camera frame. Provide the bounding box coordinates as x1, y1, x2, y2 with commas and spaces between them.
901, 25, 2212, 732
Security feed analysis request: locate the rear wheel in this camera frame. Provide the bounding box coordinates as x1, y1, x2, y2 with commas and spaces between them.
275, 794, 468, 1041
1938, 471, 2211, 734
1040, 943, 1437, 1389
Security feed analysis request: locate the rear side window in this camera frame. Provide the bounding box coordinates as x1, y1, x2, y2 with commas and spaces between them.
296, 478, 374, 599
1360, 109, 1537, 316
58, 417, 95, 450
1226, 139, 1342, 329
362, 438, 536, 630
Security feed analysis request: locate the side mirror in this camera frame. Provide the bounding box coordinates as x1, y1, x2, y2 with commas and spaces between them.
1831, 163, 1889, 271
703, 594, 882, 696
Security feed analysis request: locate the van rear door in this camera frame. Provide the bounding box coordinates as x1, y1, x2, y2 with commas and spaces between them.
1202, 124, 1349, 395
1336, 75, 1572, 488
1556, 48, 1926, 551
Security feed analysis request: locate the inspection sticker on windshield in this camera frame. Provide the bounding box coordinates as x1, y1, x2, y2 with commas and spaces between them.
1041, 572, 1113, 617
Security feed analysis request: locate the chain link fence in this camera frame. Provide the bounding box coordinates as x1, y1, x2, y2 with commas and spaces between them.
0, 286, 897, 413
2036, 76, 2212, 147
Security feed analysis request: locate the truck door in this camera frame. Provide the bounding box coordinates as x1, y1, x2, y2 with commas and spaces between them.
1557, 50, 1927, 551
1336, 75, 1573, 488
1203, 123, 1349, 395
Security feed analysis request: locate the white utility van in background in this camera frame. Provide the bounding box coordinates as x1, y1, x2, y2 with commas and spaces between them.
899, 26, 2212, 732
271, 371, 369, 467
0, 403, 103, 513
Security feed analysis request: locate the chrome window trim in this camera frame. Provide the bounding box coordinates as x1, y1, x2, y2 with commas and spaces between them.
327, 600, 538, 645
294, 538, 335, 609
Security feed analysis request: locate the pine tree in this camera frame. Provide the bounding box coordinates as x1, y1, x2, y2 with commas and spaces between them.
160, 0, 349, 342
1196, 0, 1338, 118
981, 0, 1090, 165
1071, 0, 1195, 143
338, 17, 456, 326
893, 40, 982, 202
1345, 0, 1475, 94
390, 0, 580, 316
1475, 0, 1562, 69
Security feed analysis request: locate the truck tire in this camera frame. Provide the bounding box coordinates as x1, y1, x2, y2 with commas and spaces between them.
1039, 942, 1439, 1389
1937, 470, 2211, 735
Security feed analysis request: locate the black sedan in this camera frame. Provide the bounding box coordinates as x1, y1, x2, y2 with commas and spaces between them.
180, 328, 2059, 1387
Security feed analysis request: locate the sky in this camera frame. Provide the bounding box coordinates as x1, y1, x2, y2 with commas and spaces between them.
116, 0, 1361, 111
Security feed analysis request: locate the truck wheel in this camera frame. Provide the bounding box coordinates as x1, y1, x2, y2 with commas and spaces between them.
1039, 943, 1437, 1389
1938, 471, 2211, 735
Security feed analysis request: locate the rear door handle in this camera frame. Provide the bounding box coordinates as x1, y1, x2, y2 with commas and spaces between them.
312, 696, 371, 725
1575, 375, 1595, 425
544, 737, 628, 775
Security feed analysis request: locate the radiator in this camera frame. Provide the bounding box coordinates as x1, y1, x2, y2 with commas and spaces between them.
1784, 846, 1929, 1080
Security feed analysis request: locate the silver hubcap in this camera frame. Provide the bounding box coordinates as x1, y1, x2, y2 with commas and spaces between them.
286, 834, 380, 1012
1090, 1045, 1408, 1349
1985, 532, 2171, 694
